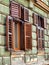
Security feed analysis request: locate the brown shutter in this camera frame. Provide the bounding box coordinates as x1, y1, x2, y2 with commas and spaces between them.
44, 17, 47, 29
33, 13, 38, 25
21, 6, 24, 21
10, 1, 21, 18
24, 23, 32, 50
24, 8, 29, 22
6, 16, 15, 50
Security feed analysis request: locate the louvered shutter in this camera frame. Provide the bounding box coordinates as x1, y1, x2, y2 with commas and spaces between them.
21, 6, 24, 21
33, 13, 38, 25
44, 17, 47, 29
24, 8, 29, 22
6, 16, 15, 50
10, 1, 21, 18
24, 23, 32, 50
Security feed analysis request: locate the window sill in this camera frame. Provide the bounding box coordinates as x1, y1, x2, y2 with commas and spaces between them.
37, 50, 44, 55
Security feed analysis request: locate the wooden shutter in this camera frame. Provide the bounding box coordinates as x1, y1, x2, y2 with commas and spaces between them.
6, 16, 15, 50
24, 23, 32, 50
21, 6, 24, 21
24, 8, 29, 22
10, 1, 21, 18
33, 13, 38, 25
44, 17, 47, 29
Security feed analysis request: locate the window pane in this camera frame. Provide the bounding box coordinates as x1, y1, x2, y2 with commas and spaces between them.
37, 39, 44, 50
15, 23, 18, 48
37, 39, 41, 50
41, 17, 44, 28
41, 30, 44, 38
38, 16, 41, 27
42, 39, 44, 49
37, 28, 40, 38
38, 16, 44, 28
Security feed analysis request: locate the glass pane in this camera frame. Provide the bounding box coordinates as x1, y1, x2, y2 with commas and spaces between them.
41, 30, 44, 38
37, 39, 43, 50
42, 39, 44, 48
38, 39, 41, 50
15, 23, 18, 48
38, 16, 41, 27
41, 17, 44, 28
37, 28, 40, 38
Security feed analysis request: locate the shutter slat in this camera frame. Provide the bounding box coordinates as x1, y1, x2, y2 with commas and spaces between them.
24, 23, 32, 50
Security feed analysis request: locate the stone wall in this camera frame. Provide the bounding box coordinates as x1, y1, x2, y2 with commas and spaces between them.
0, 0, 49, 65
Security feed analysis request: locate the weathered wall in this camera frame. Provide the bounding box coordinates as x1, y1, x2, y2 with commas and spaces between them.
0, 0, 10, 65
0, 0, 49, 65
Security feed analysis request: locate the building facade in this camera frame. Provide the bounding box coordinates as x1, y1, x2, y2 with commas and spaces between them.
0, 0, 49, 65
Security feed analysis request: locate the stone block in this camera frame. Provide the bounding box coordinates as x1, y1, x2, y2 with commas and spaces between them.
11, 57, 26, 65
0, 25, 5, 34
0, 14, 6, 24
44, 35, 48, 41
29, 0, 34, 9
0, 35, 6, 45
15, 0, 29, 7
3, 57, 10, 65
0, 46, 10, 56
32, 32, 36, 39
0, 57, 2, 65
29, 9, 33, 16
44, 41, 48, 47
44, 54, 48, 59
48, 30, 49, 35
32, 25, 36, 32
0, 46, 5, 56
44, 29, 47, 35
32, 47, 37, 54
24, 55, 30, 63
0, 4, 9, 14
45, 48, 49, 53
29, 16, 33, 24
47, 19, 49, 24
47, 24, 49, 30
0, 0, 9, 6
32, 40, 37, 46
48, 42, 49, 47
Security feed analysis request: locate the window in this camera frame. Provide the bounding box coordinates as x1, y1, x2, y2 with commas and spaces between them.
5, 1, 32, 51
10, 1, 29, 22
33, 13, 47, 51
6, 16, 20, 50
37, 27, 44, 50
37, 16, 45, 50
6, 16, 32, 51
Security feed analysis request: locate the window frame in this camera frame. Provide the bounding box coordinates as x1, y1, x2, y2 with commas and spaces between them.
35, 0, 49, 12
37, 27, 44, 50
6, 16, 20, 51
13, 22, 20, 50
